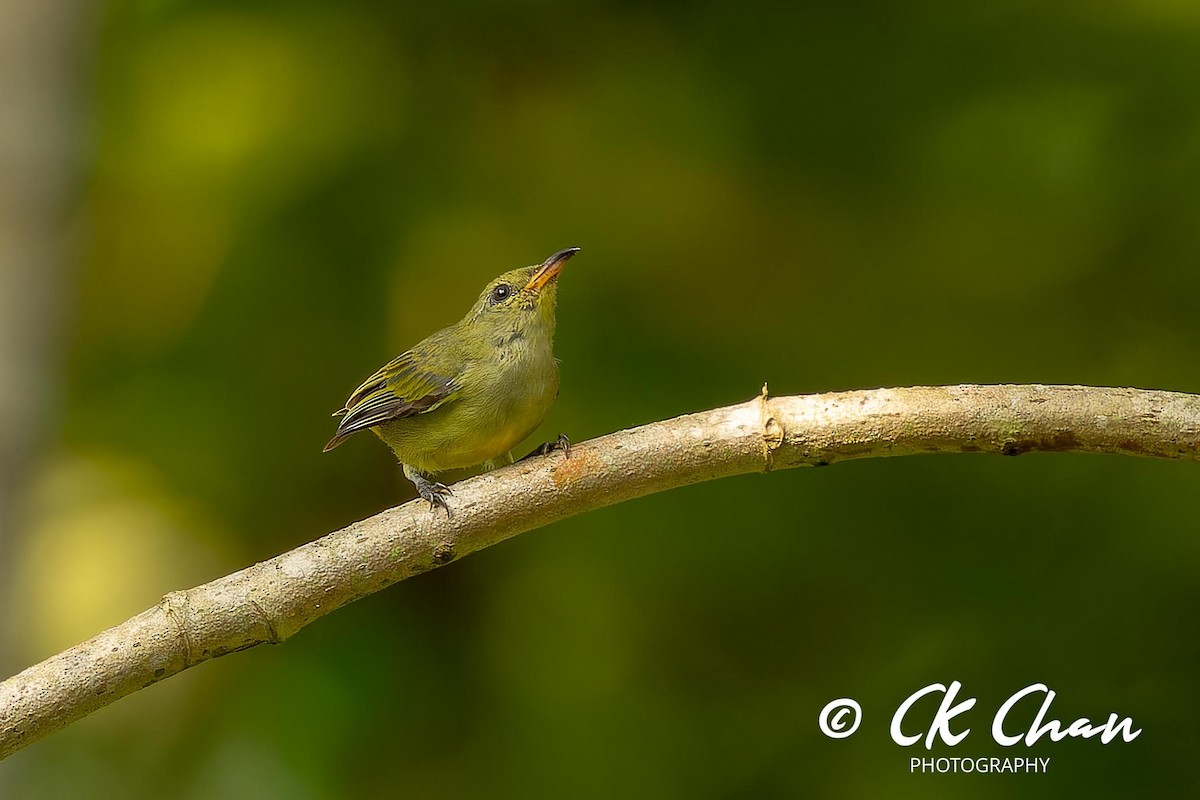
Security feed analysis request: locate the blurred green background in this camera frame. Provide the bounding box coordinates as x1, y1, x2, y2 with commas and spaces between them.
3, 0, 1200, 796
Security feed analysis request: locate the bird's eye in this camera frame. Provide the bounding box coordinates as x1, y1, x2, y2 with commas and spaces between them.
490, 284, 512, 303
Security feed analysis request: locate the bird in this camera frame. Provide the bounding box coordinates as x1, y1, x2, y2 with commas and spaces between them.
324, 247, 579, 513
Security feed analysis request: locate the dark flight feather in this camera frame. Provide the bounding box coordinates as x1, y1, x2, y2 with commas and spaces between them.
323, 351, 461, 451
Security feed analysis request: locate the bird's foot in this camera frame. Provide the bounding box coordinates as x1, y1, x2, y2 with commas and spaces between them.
522, 433, 571, 461
411, 473, 454, 517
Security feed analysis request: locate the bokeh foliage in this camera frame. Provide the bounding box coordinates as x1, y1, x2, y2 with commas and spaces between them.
4, 0, 1200, 796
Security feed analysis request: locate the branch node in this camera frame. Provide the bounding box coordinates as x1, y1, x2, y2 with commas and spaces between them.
249, 599, 282, 645
758, 382, 786, 472
432, 541, 458, 565
161, 591, 198, 667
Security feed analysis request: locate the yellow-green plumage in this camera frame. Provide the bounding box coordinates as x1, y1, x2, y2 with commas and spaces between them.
324, 247, 578, 511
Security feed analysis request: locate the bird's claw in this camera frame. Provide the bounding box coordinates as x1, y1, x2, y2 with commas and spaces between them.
413, 475, 454, 517
523, 433, 571, 461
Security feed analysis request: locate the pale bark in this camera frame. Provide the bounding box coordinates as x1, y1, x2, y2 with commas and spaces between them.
2, 384, 1198, 759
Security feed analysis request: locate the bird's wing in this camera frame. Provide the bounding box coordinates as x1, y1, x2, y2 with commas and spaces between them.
323, 350, 461, 451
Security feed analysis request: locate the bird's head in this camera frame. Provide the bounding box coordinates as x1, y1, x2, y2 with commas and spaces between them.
467, 247, 579, 339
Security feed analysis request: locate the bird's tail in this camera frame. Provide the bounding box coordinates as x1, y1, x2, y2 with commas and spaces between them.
323, 406, 352, 451
323, 429, 353, 452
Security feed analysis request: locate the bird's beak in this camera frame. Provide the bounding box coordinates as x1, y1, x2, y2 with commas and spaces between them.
524, 247, 580, 292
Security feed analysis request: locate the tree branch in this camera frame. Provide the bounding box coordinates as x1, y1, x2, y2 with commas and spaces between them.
2, 384, 1198, 759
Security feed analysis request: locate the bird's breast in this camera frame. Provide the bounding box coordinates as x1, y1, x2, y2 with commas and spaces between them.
386, 335, 559, 472
478, 335, 559, 419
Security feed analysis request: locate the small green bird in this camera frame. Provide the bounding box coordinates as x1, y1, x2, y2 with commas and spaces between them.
324, 247, 578, 513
